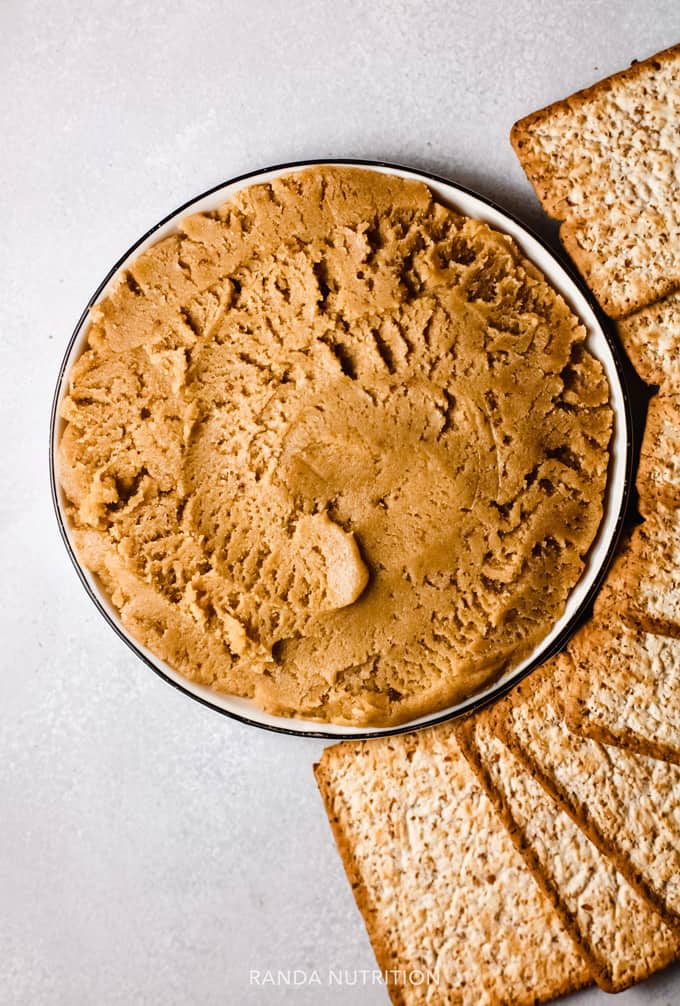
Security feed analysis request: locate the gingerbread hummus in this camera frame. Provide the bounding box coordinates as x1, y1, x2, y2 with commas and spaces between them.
58, 166, 612, 726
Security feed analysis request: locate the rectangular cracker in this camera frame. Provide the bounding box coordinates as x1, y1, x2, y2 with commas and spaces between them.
511, 45, 680, 317
315, 729, 591, 1005
567, 616, 680, 765
637, 393, 680, 512
619, 505, 680, 637
591, 531, 633, 619
457, 713, 680, 992
617, 289, 680, 390
488, 653, 680, 927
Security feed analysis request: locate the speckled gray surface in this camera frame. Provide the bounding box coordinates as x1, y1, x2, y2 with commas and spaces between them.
2, 1, 680, 1003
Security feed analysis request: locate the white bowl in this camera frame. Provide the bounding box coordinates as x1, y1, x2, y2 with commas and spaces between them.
50, 159, 633, 739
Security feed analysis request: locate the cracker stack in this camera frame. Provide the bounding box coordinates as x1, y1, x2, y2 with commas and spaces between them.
484, 655, 680, 925
316, 729, 592, 1005
316, 658, 680, 1003
316, 45, 680, 1004
512, 46, 680, 739
456, 711, 680, 993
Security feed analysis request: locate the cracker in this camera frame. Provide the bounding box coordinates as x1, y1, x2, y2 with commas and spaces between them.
619, 505, 680, 637
511, 45, 680, 317
315, 729, 591, 1005
617, 289, 680, 389
457, 714, 680, 992
591, 531, 633, 620
567, 616, 680, 765
488, 653, 680, 927
637, 392, 680, 512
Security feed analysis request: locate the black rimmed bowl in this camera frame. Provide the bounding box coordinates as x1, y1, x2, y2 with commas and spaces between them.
50, 159, 634, 739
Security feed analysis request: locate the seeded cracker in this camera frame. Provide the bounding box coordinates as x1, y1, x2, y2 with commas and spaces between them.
567, 616, 680, 766
636, 393, 680, 513
617, 289, 680, 389
618, 505, 680, 638
591, 532, 633, 620
457, 713, 680, 992
315, 729, 591, 1006
511, 45, 680, 317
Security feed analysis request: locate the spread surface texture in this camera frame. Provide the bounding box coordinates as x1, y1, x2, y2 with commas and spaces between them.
58, 166, 612, 725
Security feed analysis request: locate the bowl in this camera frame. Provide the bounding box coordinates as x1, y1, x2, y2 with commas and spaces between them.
50, 159, 634, 739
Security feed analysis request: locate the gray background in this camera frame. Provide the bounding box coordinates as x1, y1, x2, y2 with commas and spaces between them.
2, 1, 680, 1003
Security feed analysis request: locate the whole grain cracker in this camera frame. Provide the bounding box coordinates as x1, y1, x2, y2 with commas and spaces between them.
315, 728, 591, 1006
591, 532, 633, 620
637, 393, 680, 513
488, 653, 680, 927
511, 45, 680, 317
567, 616, 680, 765
617, 289, 680, 389
619, 505, 680, 637
457, 714, 680, 992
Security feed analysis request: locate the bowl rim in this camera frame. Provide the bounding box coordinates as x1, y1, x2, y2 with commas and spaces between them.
49, 156, 635, 740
